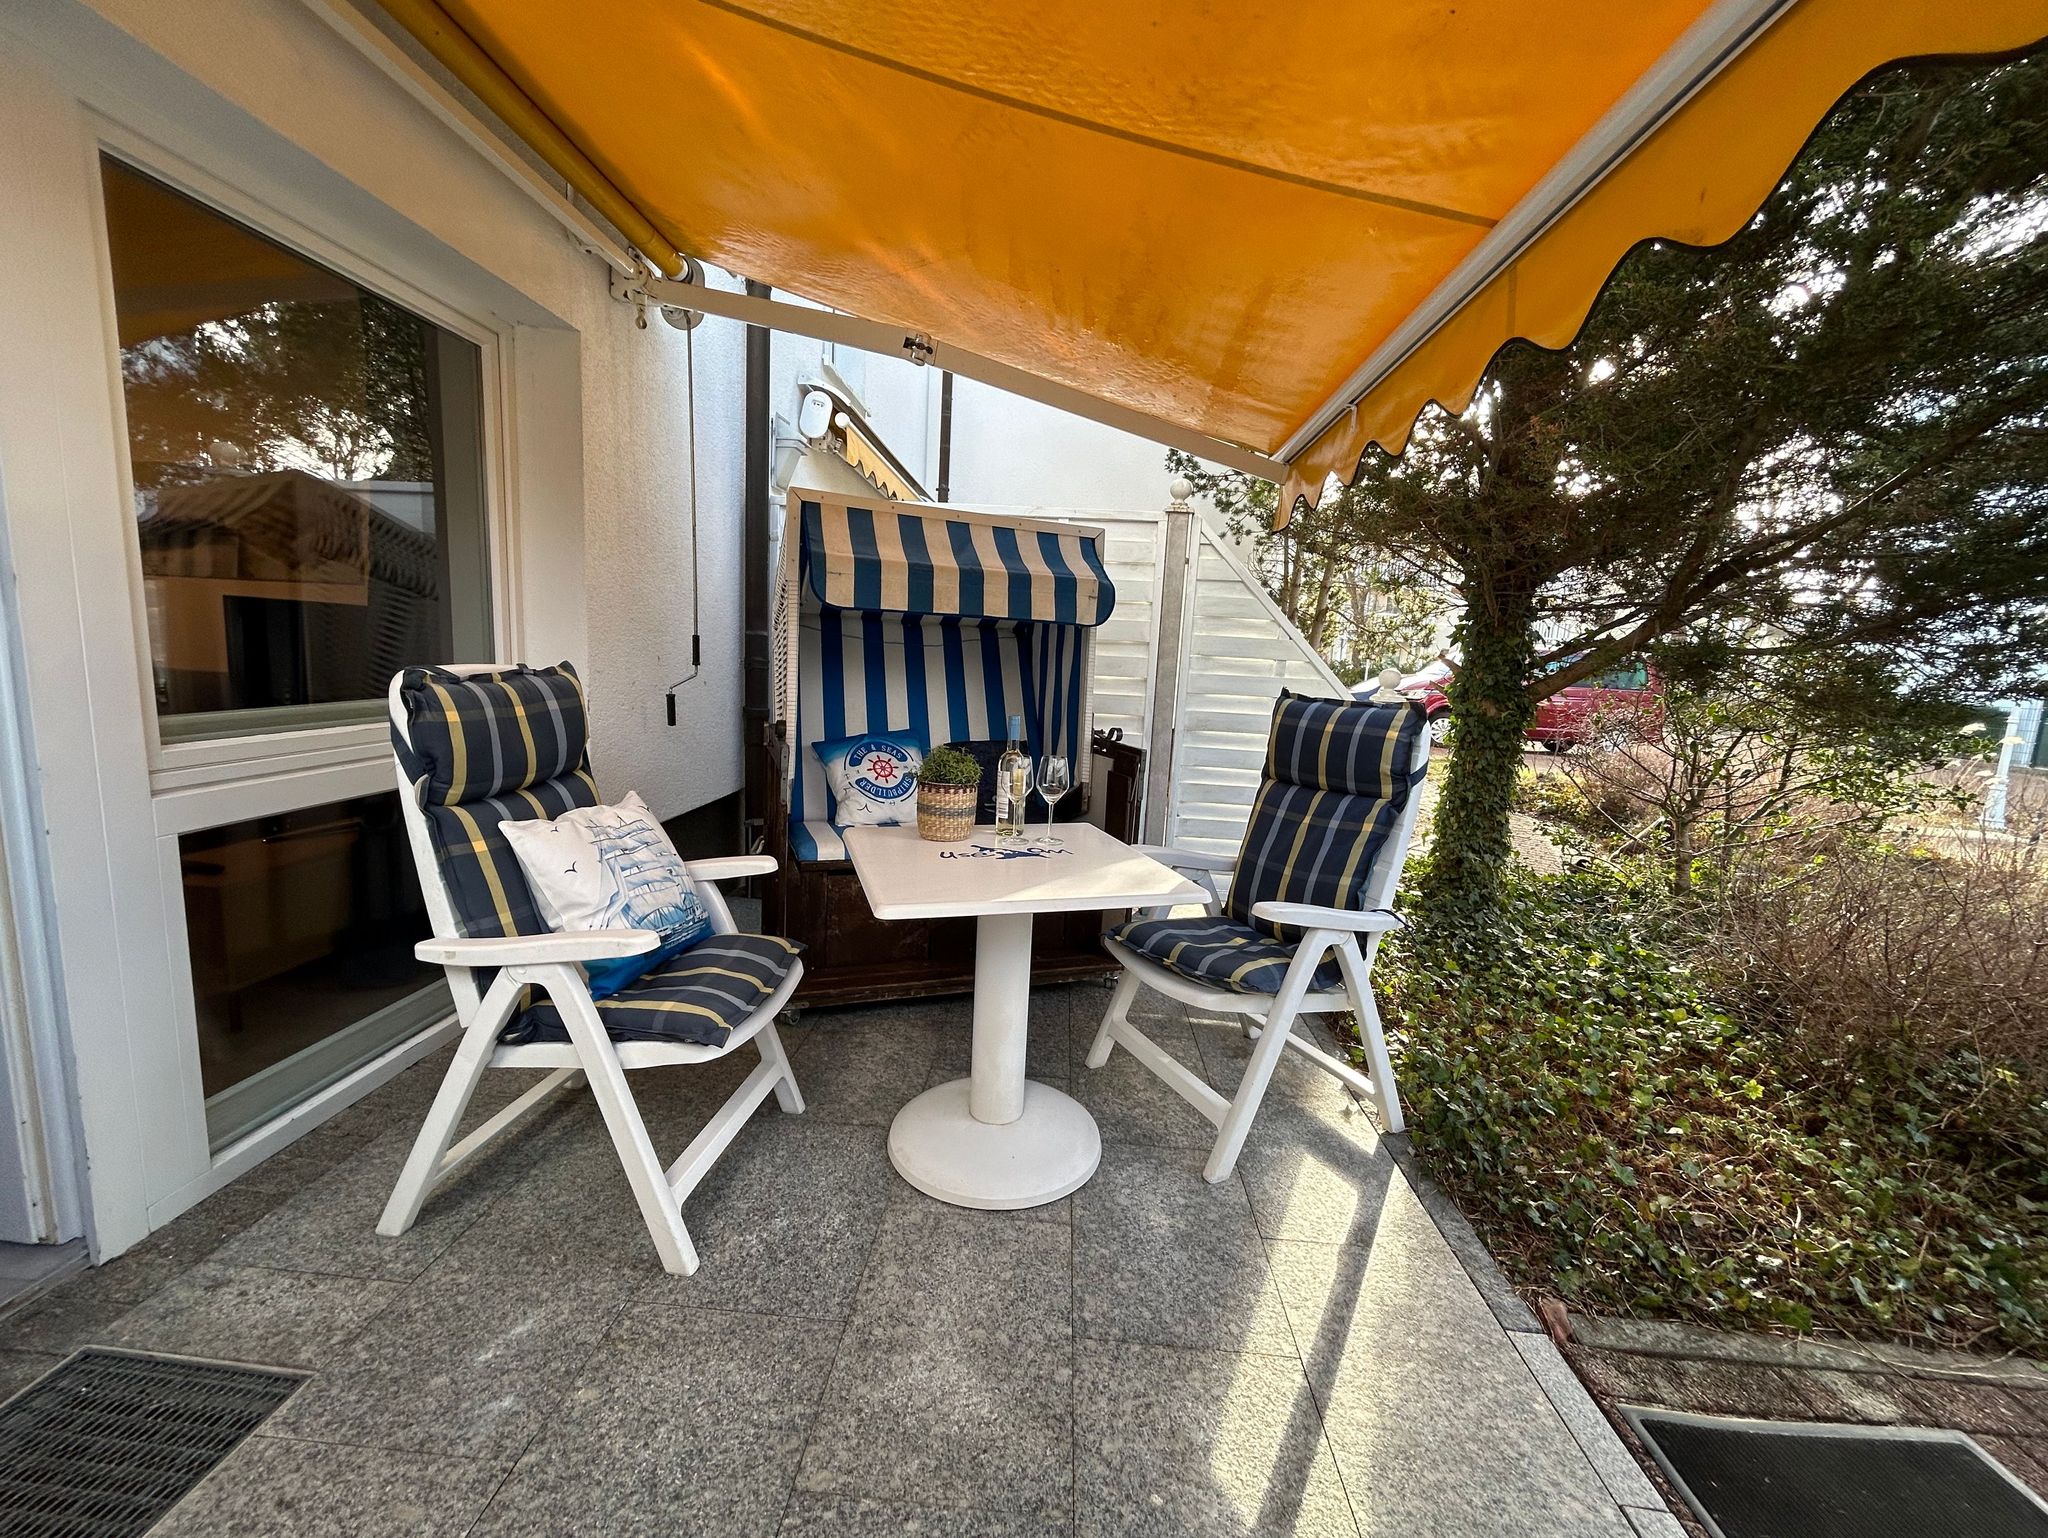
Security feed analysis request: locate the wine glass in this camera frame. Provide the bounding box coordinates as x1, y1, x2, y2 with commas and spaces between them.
1036, 753, 1072, 838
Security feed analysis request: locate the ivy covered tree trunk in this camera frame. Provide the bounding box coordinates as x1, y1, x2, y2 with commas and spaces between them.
1420, 589, 1537, 913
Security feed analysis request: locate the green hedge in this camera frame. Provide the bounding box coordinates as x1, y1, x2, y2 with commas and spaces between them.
1370, 859, 2048, 1350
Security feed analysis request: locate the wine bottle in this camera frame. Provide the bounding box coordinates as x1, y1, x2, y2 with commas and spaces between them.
995, 715, 1029, 837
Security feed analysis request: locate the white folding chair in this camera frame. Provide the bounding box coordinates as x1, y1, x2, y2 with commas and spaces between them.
1087, 693, 1430, 1182
378, 662, 805, 1275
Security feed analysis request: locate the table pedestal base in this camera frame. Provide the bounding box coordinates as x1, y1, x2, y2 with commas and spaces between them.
888, 1078, 1101, 1209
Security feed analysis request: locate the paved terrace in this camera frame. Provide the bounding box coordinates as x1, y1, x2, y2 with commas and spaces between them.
0, 984, 1673, 1537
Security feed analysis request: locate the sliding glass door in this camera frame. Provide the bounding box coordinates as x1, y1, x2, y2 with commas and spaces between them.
101, 155, 493, 1148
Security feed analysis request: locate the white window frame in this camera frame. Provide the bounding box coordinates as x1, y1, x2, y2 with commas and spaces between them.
83, 121, 521, 1223
91, 123, 518, 793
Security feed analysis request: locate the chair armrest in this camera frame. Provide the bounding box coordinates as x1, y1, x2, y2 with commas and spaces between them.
1134, 845, 1237, 874
688, 854, 778, 883
415, 930, 661, 966
1249, 902, 1402, 934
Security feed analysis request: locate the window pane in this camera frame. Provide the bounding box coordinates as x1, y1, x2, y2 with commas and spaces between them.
180, 792, 446, 1150
102, 157, 490, 742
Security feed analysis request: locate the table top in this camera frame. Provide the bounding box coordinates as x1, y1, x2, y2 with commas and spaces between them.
842, 823, 1207, 921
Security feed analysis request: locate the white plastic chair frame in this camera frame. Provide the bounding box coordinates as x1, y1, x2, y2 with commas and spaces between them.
1086, 723, 1430, 1183
377, 665, 805, 1275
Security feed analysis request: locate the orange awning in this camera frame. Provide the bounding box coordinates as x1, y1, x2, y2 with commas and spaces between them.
374, 0, 2048, 521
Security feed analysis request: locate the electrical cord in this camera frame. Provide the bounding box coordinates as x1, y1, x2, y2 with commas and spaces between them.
665, 318, 703, 725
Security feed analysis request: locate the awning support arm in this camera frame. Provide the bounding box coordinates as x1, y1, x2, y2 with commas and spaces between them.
616, 273, 1284, 482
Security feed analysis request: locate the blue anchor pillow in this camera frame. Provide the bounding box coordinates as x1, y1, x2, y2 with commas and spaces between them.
812, 731, 925, 828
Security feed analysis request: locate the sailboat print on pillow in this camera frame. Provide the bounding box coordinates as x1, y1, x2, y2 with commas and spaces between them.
501, 791, 714, 998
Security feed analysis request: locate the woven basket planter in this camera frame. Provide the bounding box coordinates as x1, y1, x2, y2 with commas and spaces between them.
916, 781, 978, 842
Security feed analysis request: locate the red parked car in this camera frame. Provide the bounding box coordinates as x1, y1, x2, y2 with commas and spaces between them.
1360, 655, 1664, 751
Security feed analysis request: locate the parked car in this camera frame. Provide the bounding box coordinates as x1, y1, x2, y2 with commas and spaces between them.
1355, 655, 1664, 751
1527, 656, 1664, 751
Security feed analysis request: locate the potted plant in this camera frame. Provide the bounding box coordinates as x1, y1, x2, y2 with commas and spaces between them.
914, 744, 982, 842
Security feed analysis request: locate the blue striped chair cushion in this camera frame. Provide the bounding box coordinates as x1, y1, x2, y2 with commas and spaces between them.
790, 819, 847, 864
418, 770, 602, 940
394, 663, 589, 806
1108, 916, 1341, 996
501, 933, 803, 1048
1261, 691, 1426, 798
1225, 696, 1426, 943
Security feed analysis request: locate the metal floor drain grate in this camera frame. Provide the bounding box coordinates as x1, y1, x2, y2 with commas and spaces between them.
1624, 1407, 2048, 1538
0, 1348, 303, 1537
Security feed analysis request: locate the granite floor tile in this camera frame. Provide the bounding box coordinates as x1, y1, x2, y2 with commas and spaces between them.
1264, 1194, 1628, 1537
212, 1108, 570, 1284
1072, 1143, 1294, 1357
783, 1014, 939, 1125
1314, 1316, 1625, 1538
639, 1117, 895, 1319
265, 1265, 624, 1460
151, 1433, 505, 1537
0, 1264, 162, 1356
0, 1347, 58, 1401
0, 1183, 294, 1356
429, 1107, 672, 1291
574, 1306, 842, 1432
1188, 1016, 1383, 1149
1262, 1180, 1507, 1405
120, 1176, 301, 1272
779, 1493, 1072, 1536
850, 1203, 1071, 1343
1394, 1158, 1544, 1334
1231, 1134, 1397, 1248
100, 1260, 404, 1369
464, 1305, 842, 1536
1509, 1332, 1665, 1511
796, 1320, 1074, 1518
1071, 1017, 1219, 1150
887, 1178, 1071, 1226
1073, 1337, 1357, 1538
0, 986, 1694, 1538
626, 1041, 797, 1136
469, 1419, 808, 1538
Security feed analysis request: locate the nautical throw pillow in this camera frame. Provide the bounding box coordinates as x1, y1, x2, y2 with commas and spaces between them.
812, 731, 924, 827
499, 791, 714, 999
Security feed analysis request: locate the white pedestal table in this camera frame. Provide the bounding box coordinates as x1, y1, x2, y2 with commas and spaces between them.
842, 823, 1204, 1209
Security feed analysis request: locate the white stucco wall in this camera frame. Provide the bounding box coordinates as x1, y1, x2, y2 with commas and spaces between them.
0, 0, 745, 1251
1, 0, 745, 824
942, 377, 1186, 511
578, 286, 748, 819
771, 335, 1194, 515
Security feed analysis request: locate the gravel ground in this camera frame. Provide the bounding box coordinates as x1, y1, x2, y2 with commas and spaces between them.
1413, 747, 1567, 877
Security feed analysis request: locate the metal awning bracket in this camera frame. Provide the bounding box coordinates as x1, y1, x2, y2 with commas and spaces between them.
609, 270, 1283, 480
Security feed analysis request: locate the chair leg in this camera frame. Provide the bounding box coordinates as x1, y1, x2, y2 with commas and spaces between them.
1333, 938, 1404, 1135
1203, 996, 1301, 1184
543, 968, 700, 1276
378, 972, 521, 1238
1086, 967, 1142, 1069
756, 1020, 805, 1114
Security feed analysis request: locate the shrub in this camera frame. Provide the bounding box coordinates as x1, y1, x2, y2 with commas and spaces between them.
1701, 834, 2048, 1090
1367, 855, 2048, 1350
916, 744, 983, 787
1511, 768, 1631, 850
